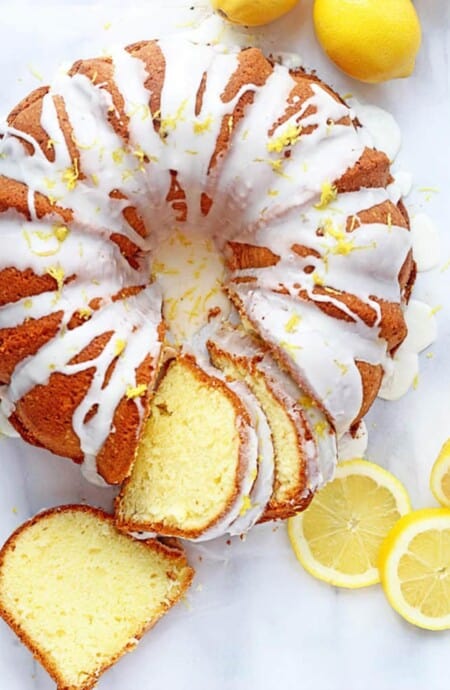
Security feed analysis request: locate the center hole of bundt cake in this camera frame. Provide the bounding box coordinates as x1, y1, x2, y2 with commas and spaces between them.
150, 228, 231, 344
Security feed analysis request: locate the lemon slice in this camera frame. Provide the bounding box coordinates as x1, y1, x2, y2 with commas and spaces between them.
379, 508, 450, 630
288, 459, 411, 588
430, 439, 450, 507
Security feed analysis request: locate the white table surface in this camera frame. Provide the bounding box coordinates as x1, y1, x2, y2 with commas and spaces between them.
0, 1, 449, 688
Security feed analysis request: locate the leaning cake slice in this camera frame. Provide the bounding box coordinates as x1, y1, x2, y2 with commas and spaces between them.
0, 505, 193, 690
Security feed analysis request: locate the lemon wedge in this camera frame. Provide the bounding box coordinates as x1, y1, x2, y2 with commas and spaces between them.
430, 439, 450, 508
288, 459, 411, 588
379, 508, 450, 630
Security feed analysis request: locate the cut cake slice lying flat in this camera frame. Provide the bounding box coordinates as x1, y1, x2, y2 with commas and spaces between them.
0, 505, 193, 690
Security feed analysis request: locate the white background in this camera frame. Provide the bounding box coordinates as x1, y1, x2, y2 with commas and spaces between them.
0, 1, 449, 688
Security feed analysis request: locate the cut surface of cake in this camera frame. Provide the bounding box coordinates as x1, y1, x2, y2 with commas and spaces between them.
115, 354, 262, 540
207, 323, 324, 520
0, 505, 193, 690
0, 37, 415, 515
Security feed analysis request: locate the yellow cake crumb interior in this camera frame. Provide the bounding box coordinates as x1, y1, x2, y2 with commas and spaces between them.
118, 357, 241, 533
0, 510, 189, 689
210, 350, 302, 503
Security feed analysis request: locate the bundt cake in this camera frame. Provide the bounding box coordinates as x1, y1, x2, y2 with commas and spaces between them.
0, 505, 193, 690
0, 38, 415, 534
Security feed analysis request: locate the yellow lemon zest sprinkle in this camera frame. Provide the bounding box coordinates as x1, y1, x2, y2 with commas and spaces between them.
91, 173, 99, 186
314, 420, 328, 438
122, 169, 134, 182
44, 177, 56, 190
112, 148, 125, 165
322, 218, 356, 256
298, 394, 314, 409
185, 149, 198, 156
430, 305, 442, 316
126, 384, 147, 400
280, 340, 302, 356
267, 123, 302, 153
46, 264, 65, 292
312, 271, 325, 286
314, 182, 338, 210
176, 230, 192, 247
239, 495, 253, 517
61, 159, 79, 191
23, 299, 33, 309
47, 138, 58, 150
53, 224, 69, 242
103, 21, 111, 30
267, 189, 279, 197
242, 129, 249, 141
193, 114, 214, 134
334, 359, 349, 375
78, 307, 92, 319
426, 352, 434, 359
160, 99, 188, 136
114, 339, 127, 356
412, 373, 419, 390
227, 115, 234, 135
285, 313, 301, 333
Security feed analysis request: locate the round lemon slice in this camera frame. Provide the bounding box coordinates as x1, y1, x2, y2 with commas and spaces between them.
430, 439, 450, 507
379, 508, 450, 630
288, 459, 411, 588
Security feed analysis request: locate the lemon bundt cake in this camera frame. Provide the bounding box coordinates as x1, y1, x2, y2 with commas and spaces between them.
0, 38, 415, 532
0, 505, 193, 690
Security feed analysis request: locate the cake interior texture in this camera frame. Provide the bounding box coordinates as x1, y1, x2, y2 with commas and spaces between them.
208, 341, 309, 517
116, 355, 246, 537
0, 506, 193, 690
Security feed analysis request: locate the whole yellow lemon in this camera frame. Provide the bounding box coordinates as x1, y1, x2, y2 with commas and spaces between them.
313, 0, 422, 83
211, 0, 300, 27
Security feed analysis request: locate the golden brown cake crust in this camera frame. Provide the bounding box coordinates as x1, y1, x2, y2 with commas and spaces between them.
0, 505, 194, 690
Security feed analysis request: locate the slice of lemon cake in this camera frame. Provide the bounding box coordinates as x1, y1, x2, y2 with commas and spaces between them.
0, 505, 193, 690
207, 324, 337, 520
115, 354, 259, 540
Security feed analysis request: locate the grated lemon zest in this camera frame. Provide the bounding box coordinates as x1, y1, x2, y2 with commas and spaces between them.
53, 224, 69, 242
160, 99, 188, 137
114, 339, 127, 356
285, 313, 301, 333
267, 123, 302, 153
112, 148, 125, 165
314, 182, 337, 210
23, 299, 33, 309
61, 158, 79, 191
280, 340, 302, 355
46, 264, 65, 292
239, 495, 253, 517
193, 115, 213, 134
314, 421, 328, 438
126, 384, 147, 400
334, 359, 349, 375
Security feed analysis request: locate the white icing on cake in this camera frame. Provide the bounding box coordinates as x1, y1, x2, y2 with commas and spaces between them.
349, 100, 402, 162
410, 213, 440, 272
379, 300, 437, 401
